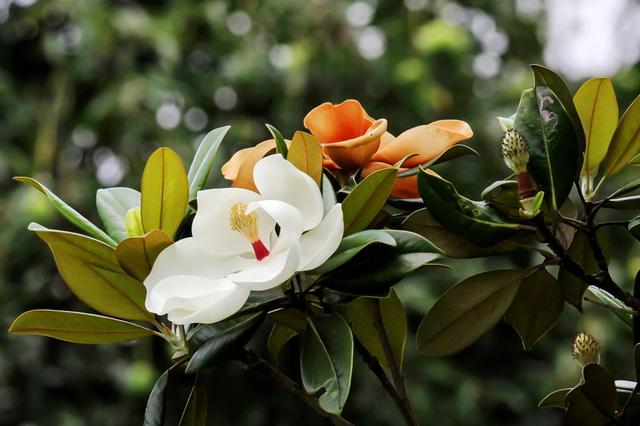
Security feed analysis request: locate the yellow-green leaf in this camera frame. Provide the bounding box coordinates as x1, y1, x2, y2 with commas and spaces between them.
9, 309, 155, 344
573, 78, 618, 176
287, 131, 323, 186
29, 223, 152, 321
342, 167, 396, 235
15, 177, 117, 247
141, 147, 189, 237
601, 94, 640, 176
115, 229, 173, 282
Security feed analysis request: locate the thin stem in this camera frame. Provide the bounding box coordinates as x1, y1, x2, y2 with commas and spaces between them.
371, 302, 419, 426
239, 349, 353, 426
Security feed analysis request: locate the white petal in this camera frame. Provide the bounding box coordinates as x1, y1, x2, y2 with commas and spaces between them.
192, 188, 275, 256
247, 199, 303, 255
298, 204, 344, 271
144, 238, 245, 294
253, 154, 324, 231
229, 243, 300, 291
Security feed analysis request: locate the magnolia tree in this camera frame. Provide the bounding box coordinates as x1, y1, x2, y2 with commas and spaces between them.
9, 65, 640, 425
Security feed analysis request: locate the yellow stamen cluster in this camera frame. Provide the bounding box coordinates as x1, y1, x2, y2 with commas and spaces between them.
572, 332, 600, 367
500, 129, 530, 174
229, 202, 259, 241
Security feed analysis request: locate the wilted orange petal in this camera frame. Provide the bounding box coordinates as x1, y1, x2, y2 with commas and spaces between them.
371, 120, 473, 168
221, 147, 252, 181
303, 99, 373, 144
225, 140, 278, 192
323, 118, 387, 169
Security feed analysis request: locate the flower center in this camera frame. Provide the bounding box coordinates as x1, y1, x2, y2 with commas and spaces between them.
229, 202, 270, 261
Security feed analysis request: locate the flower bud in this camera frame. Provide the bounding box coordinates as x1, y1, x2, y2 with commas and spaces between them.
125, 207, 144, 237
500, 129, 530, 175
572, 332, 600, 367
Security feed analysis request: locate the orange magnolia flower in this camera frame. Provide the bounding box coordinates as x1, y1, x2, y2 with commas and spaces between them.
304, 99, 473, 198
222, 139, 281, 192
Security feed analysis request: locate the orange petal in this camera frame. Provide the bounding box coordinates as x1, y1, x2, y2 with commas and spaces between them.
361, 161, 419, 199
371, 120, 473, 168
221, 147, 252, 181
224, 140, 277, 192
322, 118, 387, 169
303, 99, 374, 144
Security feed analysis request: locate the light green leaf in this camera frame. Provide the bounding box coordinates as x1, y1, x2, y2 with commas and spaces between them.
29, 223, 152, 321
266, 123, 288, 157
417, 171, 519, 246
300, 313, 354, 415
268, 323, 298, 364
506, 268, 564, 350
179, 385, 207, 426
144, 371, 169, 426
342, 167, 397, 235
601, 95, 640, 176
497, 114, 516, 131
585, 286, 633, 328
186, 313, 265, 373
417, 269, 524, 357
15, 176, 117, 247
343, 290, 407, 370
514, 86, 579, 209
141, 147, 189, 238
96, 187, 141, 243
287, 131, 323, 186
9, 309, 155, 344
573, 78, 618, 176
187, 126, 230, 199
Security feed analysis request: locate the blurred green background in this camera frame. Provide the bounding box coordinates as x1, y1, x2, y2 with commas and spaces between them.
2, 0, 640, 425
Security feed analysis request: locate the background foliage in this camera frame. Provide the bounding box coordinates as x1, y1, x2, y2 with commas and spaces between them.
1, 0, 639, 424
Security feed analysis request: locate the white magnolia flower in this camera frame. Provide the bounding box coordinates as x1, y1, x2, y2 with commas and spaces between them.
144, 154, 344, 325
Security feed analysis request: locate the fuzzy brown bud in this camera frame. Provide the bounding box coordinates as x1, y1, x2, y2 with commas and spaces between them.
500, 129, 530, 174
572, 332, 600, 367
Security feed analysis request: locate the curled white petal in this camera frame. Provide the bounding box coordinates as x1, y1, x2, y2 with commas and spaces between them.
229, 243, 300, 291
298, 204, 344, 271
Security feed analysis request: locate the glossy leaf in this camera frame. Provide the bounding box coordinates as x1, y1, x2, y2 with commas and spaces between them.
29, 223, 152, 321
481, 180, 521, 217
601, 95, 640, 176
115, 229, 173, 282
268, 323, 298, 364
342, 167, 397, 235
565, 364, 617, 426
630, 215, 640, 240
179, 385, 207, 426
417, 270, 523, 357
602, 195, 640, 210
343, 290, 407, 370
266, 123, 288, 157
269, 308, 308, 333
144, 371, 169, 426
396, 144, 479, 178
300, 313, 353, 415
15, 177, 117, 247
538, 388, 571, 409
573, 78, 618, 176
311, 229, 397, 275
186, 313, 265, 373
558, 231, 598, 311
417, 171, 519, 246
287, 131, 323, 186
585, 286, 633, 329
141, 147, 189, 237
530, 64, 586, 161
96, 187, 141, 243
506, 268, 564, 350
402, 209, 524, 258
187, 126, 230, 199
9, 309, 155, 344
514, 86, 579, 209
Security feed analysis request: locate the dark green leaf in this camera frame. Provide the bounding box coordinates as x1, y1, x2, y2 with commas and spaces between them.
342, 167, 397, 235
506, 268, 564, 350
558, 231, 598, 311
565, 364, 617, 426
538, 388, 571, 409
403, 209, 525, 258
144, 371, 169, 426
481, 180, 521, 217
300, 313, 353, 415
417, 270, 524, 357
268, 323, 298, 363
514, 86, 579, 209
266, 123, 288, 157
630, 215, 640, 240
417, 171, 519, 246
187, 126, 230, 199
602, 195, 640, 210
9, 309, 155, 344
186, 313, 265, 373
179, 385, 207, 426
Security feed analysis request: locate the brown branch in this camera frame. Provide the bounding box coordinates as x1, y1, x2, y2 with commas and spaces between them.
239, 349, 353, 426
371, 302, 420, 426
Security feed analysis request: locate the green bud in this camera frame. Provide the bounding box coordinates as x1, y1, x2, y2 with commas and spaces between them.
125, 207, 144, 237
